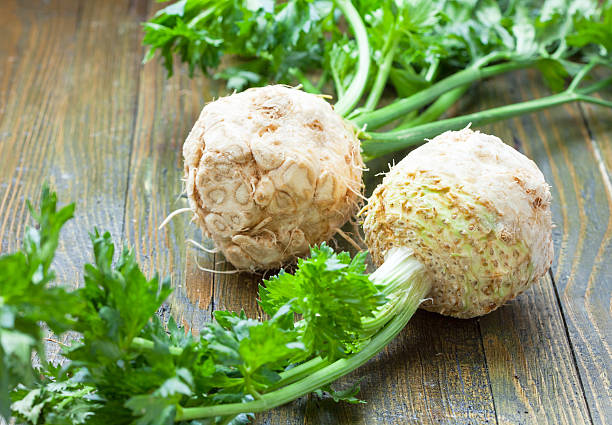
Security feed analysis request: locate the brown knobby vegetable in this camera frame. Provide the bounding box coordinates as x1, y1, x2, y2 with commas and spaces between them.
152, 130, 554, 421
183, 85, 364, 270
6, 131, 555, 422
363, 128, 553, 318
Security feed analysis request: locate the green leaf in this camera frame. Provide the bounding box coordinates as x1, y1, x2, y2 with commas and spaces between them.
142, 0, 335, 84
203, 306, 304, 396
10, 374, 99, 425
536, 58, 570, 92
214, 67, 263, 91
125, 396, 177, 425
11, 389, 44, 423
567, 3, 612, 54
389, 66, 429, 97
0, 185, 82, 419
68, 230, 172, 365
398, 0, 441, 34
259, 243, 385, 361
125, 369, 193, 424
313, 380, 366, 404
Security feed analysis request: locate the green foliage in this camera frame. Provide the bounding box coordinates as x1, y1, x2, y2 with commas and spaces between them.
142, 0, 336, 90
11, 368, 99, 425
202, 307, 303, 396
259, 243, 386, 361
0, 186, 83, 418
5, 190, 404, 424
67, 230, 172, 365
313, 380, 366, 404
143, 0, 609, 97
567, 1, 612, 54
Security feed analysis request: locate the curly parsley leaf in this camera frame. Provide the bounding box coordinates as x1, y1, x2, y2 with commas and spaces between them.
567, 1, 612, 54
205, 306, 304, 395
143, 0, 335, 88
11, 368, 99, 425
259, 243, 385, 361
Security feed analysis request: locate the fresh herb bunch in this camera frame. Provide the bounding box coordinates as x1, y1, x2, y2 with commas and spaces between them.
3, 189, 427, 424
143, 0, 612, 159
0, 187, 82, 418
142, 0, 339, 89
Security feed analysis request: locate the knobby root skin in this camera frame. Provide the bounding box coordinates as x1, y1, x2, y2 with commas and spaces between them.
183, 85, 364, 271
363, 128, 553, 318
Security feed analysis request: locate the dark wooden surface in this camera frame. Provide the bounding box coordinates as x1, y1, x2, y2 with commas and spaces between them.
1, 1, 610, 424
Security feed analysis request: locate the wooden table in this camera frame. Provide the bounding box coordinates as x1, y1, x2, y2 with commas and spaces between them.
1, 1, 610, 424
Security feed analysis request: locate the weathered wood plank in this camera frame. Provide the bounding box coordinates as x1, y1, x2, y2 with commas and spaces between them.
0, 0, 81, 255
122, 14, 217, 331
469, 69, 601, 424
481, 274, 590, 425
311, 312, 496, 425
0, 0, 146, 363
517, 71, 610, 425
565, 73, 612, 424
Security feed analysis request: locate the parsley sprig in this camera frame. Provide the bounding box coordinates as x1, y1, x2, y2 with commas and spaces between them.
0, 186, 82, 418
143, 0, 612, 159
3, 189, 428, 424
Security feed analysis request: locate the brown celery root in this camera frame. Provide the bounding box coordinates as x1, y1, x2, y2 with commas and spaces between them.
183, 85, 364, 270
362, 128, 553, 318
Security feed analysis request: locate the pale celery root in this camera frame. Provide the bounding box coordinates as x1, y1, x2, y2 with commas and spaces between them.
363, 128, 553, 318
183, 85, 364, 270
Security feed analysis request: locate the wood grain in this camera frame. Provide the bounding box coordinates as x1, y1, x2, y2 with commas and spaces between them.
467, 69, 604, 424
480, 275, 590, 425
1, 0, 81, 254
575, 70, 612, 425
517, 70, 611, 425
318, 311, 496, 425
121, 11, 218, 332
1, 1, 611, 424
0, 0, 147, 362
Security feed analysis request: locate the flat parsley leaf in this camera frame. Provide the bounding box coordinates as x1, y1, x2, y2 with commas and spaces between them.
259, 243, 386, 361
204, 306, 304, 396
0, 186, 83, 419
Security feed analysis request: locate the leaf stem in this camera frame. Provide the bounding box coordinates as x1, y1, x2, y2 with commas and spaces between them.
363, 36, 400, 111
351, 60, 534, 130
579, 76, 612, 95
289, 68, 320, 94
131, 337, 184, 356
272, 357, 329, 390
424, 58, 439, 82
361, 83, 612, 159
175, 250, 429, 421
218, 415, 239, 425
316, 70, 329, 92
396, 85, 469, 130
568, 59, 598, 91
187, 7, 216, 28
333, 0, 371, 117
